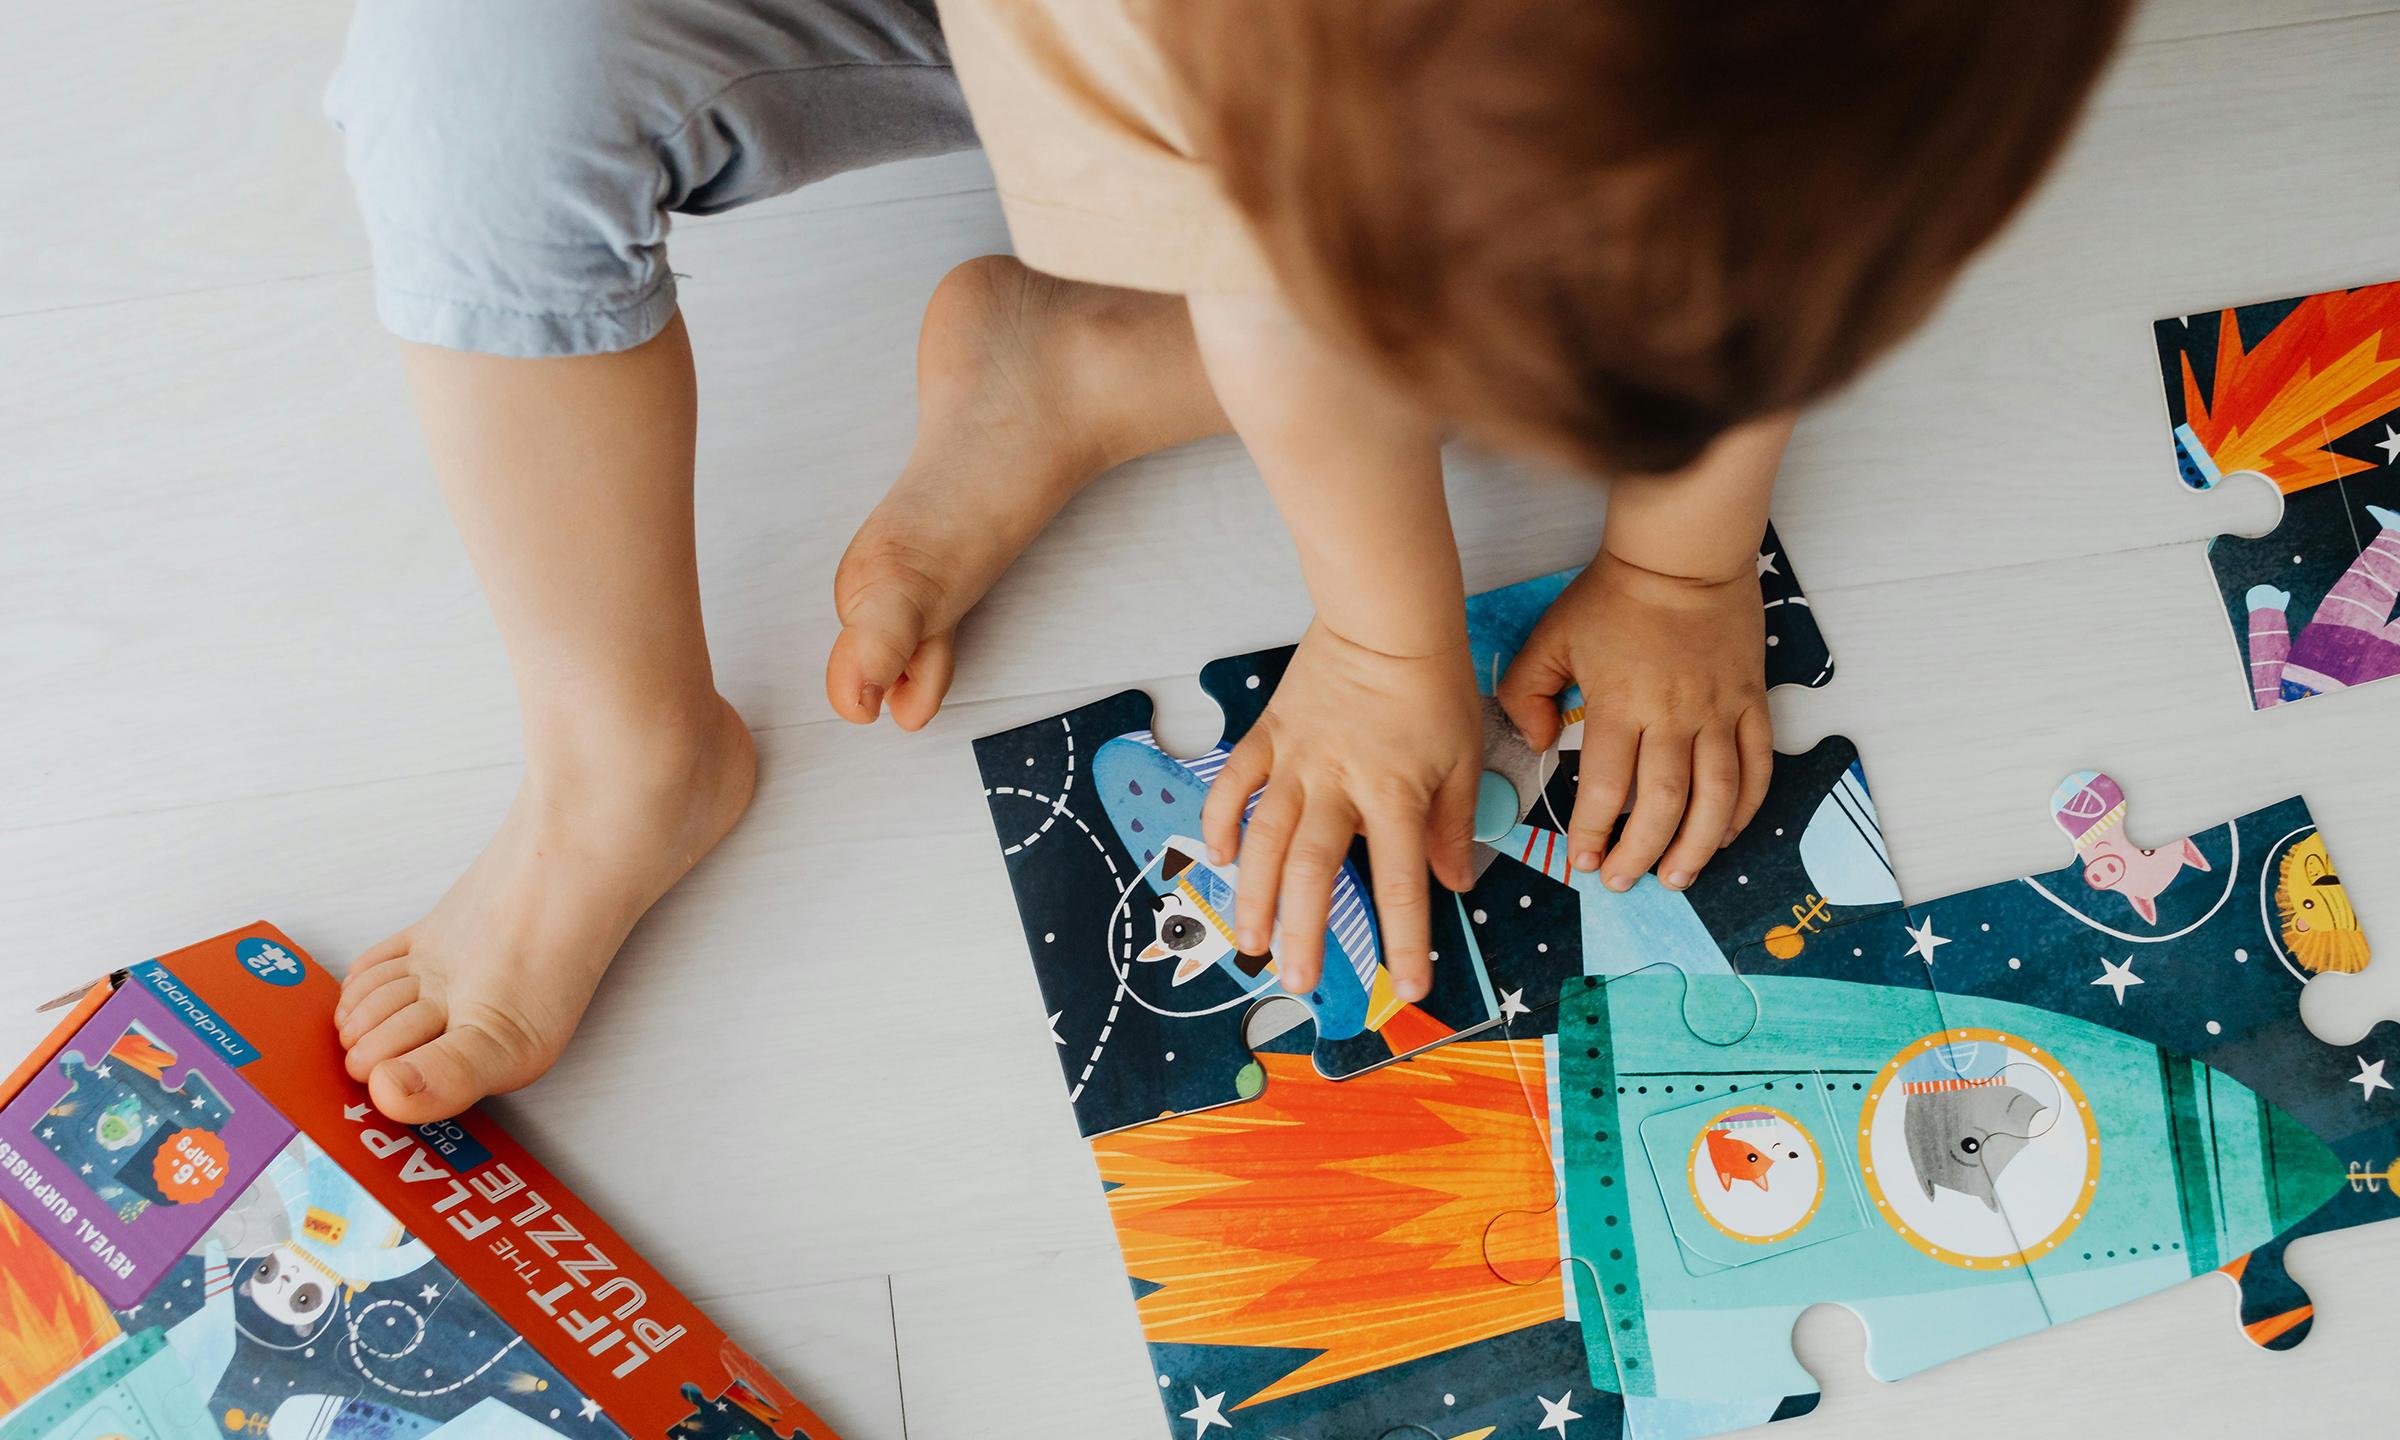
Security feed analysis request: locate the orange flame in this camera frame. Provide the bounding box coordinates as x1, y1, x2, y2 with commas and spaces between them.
0, 1203, 120, 1409
105, 1023, 178, 1080
2180, 281, 2400, 493
1092, 1040, 1563, 1409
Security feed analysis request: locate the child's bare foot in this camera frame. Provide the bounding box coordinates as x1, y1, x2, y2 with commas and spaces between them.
828, 255, 1226, 729
335, 697, 755, 1123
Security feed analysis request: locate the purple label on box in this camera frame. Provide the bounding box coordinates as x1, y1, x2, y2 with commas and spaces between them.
0, 979, 294, 1307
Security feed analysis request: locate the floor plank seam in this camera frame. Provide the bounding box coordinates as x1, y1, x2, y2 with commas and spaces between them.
0, 261, 374, 325
887, 1274, 912, 1440
2123, 3, 2400, 52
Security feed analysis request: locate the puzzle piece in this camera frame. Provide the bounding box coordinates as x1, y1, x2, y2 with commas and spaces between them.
974, 690, 1500, 1137
1902, 771, 2398, 1349
36, 1022, 232, 1225
1085, 1036, 1618, 1439
2153, 279, 2400, 708
1527, 914, 2055, 1432
0, 981, 293, 1309
975, 530, 1836, 1134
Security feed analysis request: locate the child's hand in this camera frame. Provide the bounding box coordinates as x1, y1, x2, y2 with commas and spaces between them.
1199, 620, 1482, 1004
1497, 551, 1773, 892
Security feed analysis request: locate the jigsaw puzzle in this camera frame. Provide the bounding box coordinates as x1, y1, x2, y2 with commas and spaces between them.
976, 531, 2394, 1438
2153, 277, 2400, 708
0, 926, 839, 1440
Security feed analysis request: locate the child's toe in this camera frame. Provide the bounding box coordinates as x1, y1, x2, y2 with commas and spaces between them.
336, 945, 412, 1026
371, 1024, 537, 1124
885, 633, 956, 731
345, 1000, 448, 1084
826, 584, 930, 722
337, 973, 420, 1048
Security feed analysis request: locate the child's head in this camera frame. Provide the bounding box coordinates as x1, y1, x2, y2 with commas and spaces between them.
1156, 1, 2132, 474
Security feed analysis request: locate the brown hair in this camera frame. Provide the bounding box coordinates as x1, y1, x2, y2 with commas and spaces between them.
1154, 1, 2133, 474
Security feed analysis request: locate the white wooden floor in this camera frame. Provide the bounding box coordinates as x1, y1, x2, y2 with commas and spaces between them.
6, 3, 2400, 1436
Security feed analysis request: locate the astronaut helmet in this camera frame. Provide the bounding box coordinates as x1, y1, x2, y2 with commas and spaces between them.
245, 1245, 334, 1333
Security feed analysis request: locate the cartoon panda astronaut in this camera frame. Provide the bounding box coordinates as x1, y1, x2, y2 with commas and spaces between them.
239, 1138, 434, 1334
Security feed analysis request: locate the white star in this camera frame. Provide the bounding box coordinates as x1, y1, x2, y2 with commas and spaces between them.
1903, 916, 1950, 965
419, 1284, 442, 1303
344, 1103, 370, 1121
80, 1163, 92, 1175
2091, 955, 2143, 1004
1756, 550, 1780, 578
2351, 1057, 2392, 1101
2377, 424, 2400, 466
577, 1399, 602, 1422
1047, 1012, 1065, 1046
94, 1064, 113, 1078
1538, 1391, 1582, 1436
1180, 1388, 1230, 1437
1498, 988, 1529, 1022
41, 1127, 54, 1140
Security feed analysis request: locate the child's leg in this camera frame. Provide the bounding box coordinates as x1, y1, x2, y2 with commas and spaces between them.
828, 257, 1230, 727
326, 0, 977, 1119
336, 314, 753, 1123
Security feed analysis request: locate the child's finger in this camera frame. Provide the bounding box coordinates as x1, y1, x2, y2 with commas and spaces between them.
1568, 720, 1638, 873
1659, 727, 1739, 889
1602, 729, 1692, 891
1272, 801, 1357, 996
1233, 777, 1301, 955
1495, 631, 1572, 750
1203, 733, 1273, 867
1362, 803, 1433, 1001
1729, 706, 1775, 841
1425, 764, 1479, 893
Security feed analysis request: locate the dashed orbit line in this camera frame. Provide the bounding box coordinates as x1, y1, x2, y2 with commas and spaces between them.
996, 717, 1076, 854
985, 717, 1131, 1104
347, 1300, 524, 1398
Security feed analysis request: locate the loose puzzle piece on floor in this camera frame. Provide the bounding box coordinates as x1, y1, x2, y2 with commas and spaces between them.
2153, 278, 2400, 708
0, 926, 842, 1440
974, 526, 1830, 1139
977, 535, 2398, 1438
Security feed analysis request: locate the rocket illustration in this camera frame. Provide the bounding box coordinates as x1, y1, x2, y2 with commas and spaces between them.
1563, 965, 2375, 1414
1094, 732, 1446, 1054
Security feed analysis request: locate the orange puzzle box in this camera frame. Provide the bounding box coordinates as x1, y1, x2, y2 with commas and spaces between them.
0, 923, 837, 1440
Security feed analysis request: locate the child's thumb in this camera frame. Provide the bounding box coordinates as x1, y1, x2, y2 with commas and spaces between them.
1495, 645, 1571, 750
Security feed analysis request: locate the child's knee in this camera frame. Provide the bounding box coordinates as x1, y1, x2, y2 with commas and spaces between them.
326, 0, 677, 357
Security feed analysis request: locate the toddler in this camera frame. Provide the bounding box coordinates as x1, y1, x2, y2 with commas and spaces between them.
325, 0, 2130, 1122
